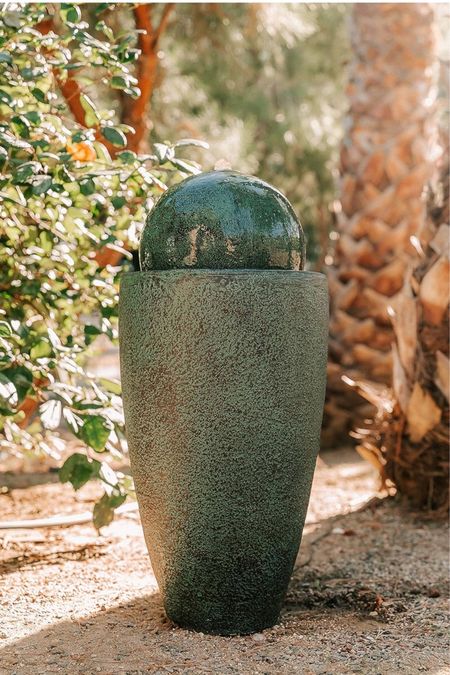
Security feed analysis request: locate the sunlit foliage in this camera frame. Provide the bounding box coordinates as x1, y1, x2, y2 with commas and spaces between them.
0, 3, 197, 526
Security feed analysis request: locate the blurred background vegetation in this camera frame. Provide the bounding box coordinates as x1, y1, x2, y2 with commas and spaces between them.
151, 3, 350, 265
61, 3, 353, 266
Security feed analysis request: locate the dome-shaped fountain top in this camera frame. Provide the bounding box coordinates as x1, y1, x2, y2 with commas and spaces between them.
139, 170, 305, 271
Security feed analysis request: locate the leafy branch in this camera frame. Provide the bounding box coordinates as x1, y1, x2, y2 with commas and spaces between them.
0, 2, 202, 529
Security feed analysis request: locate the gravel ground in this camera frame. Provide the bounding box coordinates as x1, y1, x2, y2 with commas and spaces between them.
0, 447, 448, 675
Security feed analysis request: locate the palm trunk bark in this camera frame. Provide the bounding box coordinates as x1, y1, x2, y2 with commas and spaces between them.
351, 156, 449, 515
323, 3, 441, 446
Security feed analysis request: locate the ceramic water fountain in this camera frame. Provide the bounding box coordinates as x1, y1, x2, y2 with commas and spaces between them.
119, 170, 328, 635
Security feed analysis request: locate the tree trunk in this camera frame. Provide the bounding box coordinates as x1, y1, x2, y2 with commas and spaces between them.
351, 155, 449, 515
121, 4, 174, 153
323, 3, 441, 446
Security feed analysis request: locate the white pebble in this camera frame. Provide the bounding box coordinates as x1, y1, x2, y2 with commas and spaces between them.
252, 633, 266, 642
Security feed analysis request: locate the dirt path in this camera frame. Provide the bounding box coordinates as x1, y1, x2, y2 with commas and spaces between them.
0, 448, 448, 674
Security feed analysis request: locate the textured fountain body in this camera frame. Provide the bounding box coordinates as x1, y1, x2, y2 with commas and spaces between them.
119, 171, 328, 635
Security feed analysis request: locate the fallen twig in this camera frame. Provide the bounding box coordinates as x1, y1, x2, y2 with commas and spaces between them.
0, 501, 139, 530
0, 469, 60, 490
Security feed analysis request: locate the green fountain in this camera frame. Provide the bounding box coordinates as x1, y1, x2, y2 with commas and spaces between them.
119, 170, 328, 635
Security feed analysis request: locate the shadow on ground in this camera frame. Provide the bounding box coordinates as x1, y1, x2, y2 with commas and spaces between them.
1, 449, 448, 674
1, 502, 448, 675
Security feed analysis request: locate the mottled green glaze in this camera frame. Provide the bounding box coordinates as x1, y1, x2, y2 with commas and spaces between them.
119, 270, 328, 635
120, 172, 327, 634
139, 171, 305, 271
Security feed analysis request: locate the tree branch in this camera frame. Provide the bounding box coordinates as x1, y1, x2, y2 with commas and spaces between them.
36, 17, 87, 127
37, 5, 176, 155
36, 16, 117, 156
154, 3, 175, 45
122, 3, 175, 152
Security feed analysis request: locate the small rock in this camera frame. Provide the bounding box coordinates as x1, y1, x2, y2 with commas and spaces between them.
332, 527, 345, 534
427, 588, 440, 598
252, 633, 266, 642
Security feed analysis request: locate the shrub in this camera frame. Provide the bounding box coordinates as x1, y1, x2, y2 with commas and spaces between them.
0, 3, 199, 527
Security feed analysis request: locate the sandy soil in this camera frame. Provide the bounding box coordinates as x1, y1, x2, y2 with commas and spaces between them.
0, 448, 448, 675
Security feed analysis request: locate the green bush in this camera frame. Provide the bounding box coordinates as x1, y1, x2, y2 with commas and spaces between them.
0, 3, 199, 527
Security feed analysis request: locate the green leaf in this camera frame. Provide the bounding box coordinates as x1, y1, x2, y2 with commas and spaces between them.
0, 405, 17, 417
93, 491, 126, 530
0, 186, 26, 206
0, 321, 12, 337
79, 94, 99, 128
59, 452, 101, 490
94, 3, 111, 16
95, 20, 114, 42
0, 90, 12, 105
1, 366, 33, 403
125, 86, 140, 99
116, 150, 136, 165
13, 161, 41, 184
23, 111, 42, 125
117, 124, 134, 135
98, 377, 121, 395
57, 165, 74, 184
0, 130, 32, 150
31, 138, 50, 151
30, 339, 52, 359
102, 126, 126, 148
111, 196, 126, 209
84, 324, 101, 345
3, 11, 21, 28
169, 157, 200, 174
31, 175, 52, 195
11, 115, 30, 139
80, 178, 96, 196
76, 414, 112, 452
60, 4, 82, 24
174, 138, 210, 150
84, 325, 102, 336
71, 130, 88, 143
31, 88, 47, 103
93, 141, 111, 162
39, 231, 54, 254
99, 461, 119, 488
110, 76, 128, 90
0, 53, 12, 65
0, 373, 17, 406
153, 143, 170, 162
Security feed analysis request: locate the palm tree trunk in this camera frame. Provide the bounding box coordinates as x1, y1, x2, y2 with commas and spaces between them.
351, 155, 449, 515
323, 3, 441, 446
